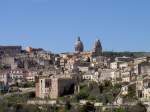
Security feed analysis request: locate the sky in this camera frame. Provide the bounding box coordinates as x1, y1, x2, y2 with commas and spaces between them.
0, 0, 150, 53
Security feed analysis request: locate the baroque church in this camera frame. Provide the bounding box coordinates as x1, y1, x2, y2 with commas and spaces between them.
74, 37, 103, 57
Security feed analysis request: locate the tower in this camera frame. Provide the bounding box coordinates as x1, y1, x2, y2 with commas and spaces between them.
92, 39, 102, 56
74, 37, 84, 53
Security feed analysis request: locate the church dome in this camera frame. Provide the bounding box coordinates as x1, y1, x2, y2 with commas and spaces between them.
74, 37, 84, 53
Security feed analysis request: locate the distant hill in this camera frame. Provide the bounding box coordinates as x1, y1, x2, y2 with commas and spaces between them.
103, 51, 150, 58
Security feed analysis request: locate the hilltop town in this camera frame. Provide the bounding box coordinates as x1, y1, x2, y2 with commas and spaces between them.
0, 37, 149, 112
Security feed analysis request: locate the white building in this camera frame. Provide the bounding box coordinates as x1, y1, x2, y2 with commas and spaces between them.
110, 62, 119, 70
122, 86, 128, 95
82, 71, 101, 83
119, 62, 129, 69
0, 71, 9, 91
142, 88, 150, 100
121, 71, 131, 83
0, 71, 9, 86
25, 71, 38, 82
9, 69, 25, 83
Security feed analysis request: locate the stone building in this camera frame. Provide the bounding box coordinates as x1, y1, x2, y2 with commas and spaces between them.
115, 56, 133, 62
0, 71, 9, 91
25, 70, 38, 82
25, 46, 43, 53
0, 71, 9, 85
136, 76, 150, 100
135, 62, 150, 75
35, 75, 75, 99
134, 57, 150, 65
136, 76, 144, 98
110, 61, 120, 70
121, 71, 131, 83
0, 46, 21, 56
0, 56, 15, 68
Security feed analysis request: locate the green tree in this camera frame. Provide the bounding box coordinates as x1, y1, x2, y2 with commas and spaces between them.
114, 108, 126, 112
65, 100, 72, 111
80, 102, 95, 112
76, 91, 89, 100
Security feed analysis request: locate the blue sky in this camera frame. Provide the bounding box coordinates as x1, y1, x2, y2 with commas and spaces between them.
0, 0, 150, 53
